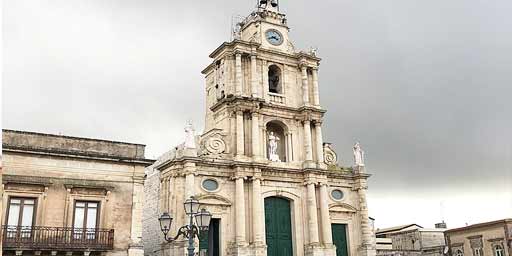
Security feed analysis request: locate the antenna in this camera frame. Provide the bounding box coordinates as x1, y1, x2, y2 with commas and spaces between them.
231, 15, 244, 41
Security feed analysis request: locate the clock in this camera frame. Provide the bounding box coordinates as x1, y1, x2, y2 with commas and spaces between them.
265, 29, 283, 46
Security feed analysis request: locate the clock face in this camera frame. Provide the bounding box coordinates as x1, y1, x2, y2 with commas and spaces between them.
265, 29, 283, 46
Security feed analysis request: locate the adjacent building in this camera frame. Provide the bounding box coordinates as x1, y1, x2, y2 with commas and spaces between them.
1, 130, 154, 256
445, 219, 511, 256
376, 223, 447, 256
143, 1, 376, 256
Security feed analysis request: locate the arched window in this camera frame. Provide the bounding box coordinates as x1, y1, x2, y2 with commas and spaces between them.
494, 245, 504, 256
456, 249, 464, 256
268, 65, 282, 94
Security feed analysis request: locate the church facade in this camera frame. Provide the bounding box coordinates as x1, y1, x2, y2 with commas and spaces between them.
143, 2, 376, 256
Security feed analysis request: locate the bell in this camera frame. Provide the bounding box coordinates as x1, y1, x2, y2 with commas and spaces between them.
270, 0, 278, 7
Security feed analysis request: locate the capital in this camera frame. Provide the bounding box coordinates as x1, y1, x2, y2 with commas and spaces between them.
312, 119, 323, 126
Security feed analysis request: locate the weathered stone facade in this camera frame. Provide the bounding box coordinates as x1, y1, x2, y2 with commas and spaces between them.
143, 2, 376, 256
1, 130, 154, 256
445, 219, 511, 256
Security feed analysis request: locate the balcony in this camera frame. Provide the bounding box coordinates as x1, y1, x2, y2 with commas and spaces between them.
2, 225, 114, 251
268, 92, 286, 104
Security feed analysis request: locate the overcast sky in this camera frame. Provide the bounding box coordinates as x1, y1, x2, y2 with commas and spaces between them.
3, 0, 512, 229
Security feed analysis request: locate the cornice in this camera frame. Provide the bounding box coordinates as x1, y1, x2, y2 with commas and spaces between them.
3, 147, 155, 166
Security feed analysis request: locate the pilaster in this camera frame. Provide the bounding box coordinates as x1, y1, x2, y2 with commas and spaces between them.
250, 53, 258, 97
235, 51, 243, 95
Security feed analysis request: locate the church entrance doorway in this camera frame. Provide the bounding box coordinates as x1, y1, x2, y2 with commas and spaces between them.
331, 224, 349, 256
199, 218, 220, 256
264, 197, 293, 256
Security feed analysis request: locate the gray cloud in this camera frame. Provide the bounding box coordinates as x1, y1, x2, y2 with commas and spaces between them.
4, 0, 512, 227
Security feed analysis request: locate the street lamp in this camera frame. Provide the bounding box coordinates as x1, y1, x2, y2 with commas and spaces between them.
158, 196, 212, 256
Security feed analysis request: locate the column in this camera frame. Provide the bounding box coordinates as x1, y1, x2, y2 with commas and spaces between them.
252, 112, 260, 160
236, 110, 245, 157
307, 182, 320, 244
235, 52, 243, 95
303, 121, 313, 162
314, 121, 324, 165
301, 65, 310, 105
262, 60, 269, 102
251, 54, 258, 97
185, 173, 194, 199
252, 177, 264, 244
235, 177, 247, 245
312, 67, 320, 106
319, 184, 333, 245
358, 181, 373, 246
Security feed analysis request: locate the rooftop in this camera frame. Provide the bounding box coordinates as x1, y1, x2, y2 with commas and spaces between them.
445, 218, 512, 233
2, 129, 153, 163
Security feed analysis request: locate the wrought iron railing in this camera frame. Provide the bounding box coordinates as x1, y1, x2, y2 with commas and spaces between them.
1, 225, 114, 251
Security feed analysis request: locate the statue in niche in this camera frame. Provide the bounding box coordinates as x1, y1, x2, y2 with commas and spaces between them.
353, 142, 364, 166
184, 121, 196, 149
268, 132, 281, 162
268, 68, 280, 93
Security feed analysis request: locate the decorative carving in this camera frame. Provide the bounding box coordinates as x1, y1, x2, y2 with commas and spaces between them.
199, 129, 228, 157
323, 143, 338, 166
204, 136, 226, 155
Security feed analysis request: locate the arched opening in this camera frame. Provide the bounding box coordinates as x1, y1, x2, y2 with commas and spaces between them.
268, 65, 282, 94
266, 121, 287, 162
264, 197, 292, 256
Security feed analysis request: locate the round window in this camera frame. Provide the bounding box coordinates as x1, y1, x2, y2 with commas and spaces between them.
331, 189, 344, 200
202, 179, 219, 192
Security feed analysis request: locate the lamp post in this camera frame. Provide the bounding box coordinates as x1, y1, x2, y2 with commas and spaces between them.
159, 196, 212, 256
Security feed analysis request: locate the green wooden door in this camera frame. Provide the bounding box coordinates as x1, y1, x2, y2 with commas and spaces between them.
264, 197, 293, 256
199, 219, 220, 256
331, 224, 349, 256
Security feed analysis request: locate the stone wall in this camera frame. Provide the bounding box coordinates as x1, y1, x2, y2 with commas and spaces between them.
3, 129, 146, 160
142, 149, 176, 256
143, 165, 163, 256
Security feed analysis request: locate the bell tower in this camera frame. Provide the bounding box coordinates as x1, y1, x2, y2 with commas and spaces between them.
151, 2, 376, 256
201, 0, 324, 169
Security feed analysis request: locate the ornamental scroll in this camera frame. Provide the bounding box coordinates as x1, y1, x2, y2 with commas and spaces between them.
200, 129, 227, 157
323, 143, 338, 166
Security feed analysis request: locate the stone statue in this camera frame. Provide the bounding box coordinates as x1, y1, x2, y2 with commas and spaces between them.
184, 121, 196, 149
353, 142, 364, 166
268, 69, 280, 93
309, 47, 318, 56
268, 132, 280, 162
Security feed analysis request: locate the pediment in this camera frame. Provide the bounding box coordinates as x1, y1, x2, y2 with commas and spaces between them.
329, 202, 358, 213
195, 193, 232, 207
